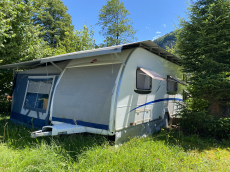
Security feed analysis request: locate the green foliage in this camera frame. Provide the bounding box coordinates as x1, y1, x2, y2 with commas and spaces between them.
0, 0, 51, 100
32, 0, 95, 54
0, 95, 9, 114
176, 0, 230, 105
32, 0, 95, 53
57, 24, 95, 53
153, 31, 177, 50
97, 0, 137, 46
166, 43, 179, 57
0, 0, 48, 64
33, 0, 74, 48
178, 98, 230, 139
1, 116, 230, 171
0, 70, 11, 94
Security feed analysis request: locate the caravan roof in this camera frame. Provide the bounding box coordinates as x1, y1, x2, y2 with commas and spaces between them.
0, 40, 180, 69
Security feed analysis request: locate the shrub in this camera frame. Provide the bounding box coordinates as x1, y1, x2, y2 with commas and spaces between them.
177, 98, 230, 139
0, 96, 11, 116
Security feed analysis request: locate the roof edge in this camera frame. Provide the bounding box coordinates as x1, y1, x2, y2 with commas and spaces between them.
0, 40, 180, 69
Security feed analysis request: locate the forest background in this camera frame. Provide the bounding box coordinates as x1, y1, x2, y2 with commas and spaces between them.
1, 0, 230, 138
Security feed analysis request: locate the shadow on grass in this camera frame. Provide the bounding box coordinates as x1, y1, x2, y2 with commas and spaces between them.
150, 126, 230, 153
0, 116, 113, 160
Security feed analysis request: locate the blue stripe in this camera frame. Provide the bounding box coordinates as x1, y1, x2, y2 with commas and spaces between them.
10, 111, 47, 129
52, 117, 109, 130
130, 98, 183, 112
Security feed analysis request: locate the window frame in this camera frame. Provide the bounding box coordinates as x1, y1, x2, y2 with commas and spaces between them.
22, 76, 55, 113
167, 75, 178, 94
135, 68, 152, 94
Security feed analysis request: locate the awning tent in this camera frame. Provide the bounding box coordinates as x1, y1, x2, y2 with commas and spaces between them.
51, 64, 121, 129
0, 59, 41, 69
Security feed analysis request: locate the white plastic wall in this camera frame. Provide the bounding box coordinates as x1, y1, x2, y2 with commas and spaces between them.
115, 47, 184, 131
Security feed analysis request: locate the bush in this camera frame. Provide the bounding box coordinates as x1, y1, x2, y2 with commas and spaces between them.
0, 96, 11, 116
177, 98, 230, 139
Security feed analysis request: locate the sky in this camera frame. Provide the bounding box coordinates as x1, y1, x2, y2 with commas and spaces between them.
62, 0, 189, 44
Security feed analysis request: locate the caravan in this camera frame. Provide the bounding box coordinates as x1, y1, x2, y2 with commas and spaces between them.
0, 40, 186, 143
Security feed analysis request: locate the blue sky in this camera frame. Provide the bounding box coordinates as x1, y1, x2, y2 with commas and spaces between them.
62, 0, 189, 44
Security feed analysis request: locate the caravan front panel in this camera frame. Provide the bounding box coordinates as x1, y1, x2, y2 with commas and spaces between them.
114, 47, 184, 143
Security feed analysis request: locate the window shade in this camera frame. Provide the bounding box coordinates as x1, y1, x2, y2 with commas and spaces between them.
39, 81, 52, 94
168, 76, 187, 85
27, 81, 40, 93
140, 68, 166, 81
27, 80, 52, 94
136, 70, 152, 90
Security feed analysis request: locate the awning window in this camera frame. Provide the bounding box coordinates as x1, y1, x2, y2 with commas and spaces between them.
24, 78, 53, 112
140, 68, 166, 81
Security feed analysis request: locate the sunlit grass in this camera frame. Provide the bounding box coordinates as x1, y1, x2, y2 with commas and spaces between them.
0, 115, 230, 171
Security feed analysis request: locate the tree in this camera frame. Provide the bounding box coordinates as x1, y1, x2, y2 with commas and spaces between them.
0, 0, 52, 98
0, 0, 48, 65
97, 0, 137, 46
33, 0, 74, 48
58, 24, 95, 53
176, 0, 230, 116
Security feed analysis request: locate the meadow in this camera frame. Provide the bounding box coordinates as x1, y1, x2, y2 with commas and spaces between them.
0, 116, 230, 171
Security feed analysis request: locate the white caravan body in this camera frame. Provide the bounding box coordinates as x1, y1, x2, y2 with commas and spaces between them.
0, 40, 185, 144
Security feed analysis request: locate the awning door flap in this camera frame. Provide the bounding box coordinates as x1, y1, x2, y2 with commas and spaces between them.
140, 68, 166, 81
168, 76, 187, 85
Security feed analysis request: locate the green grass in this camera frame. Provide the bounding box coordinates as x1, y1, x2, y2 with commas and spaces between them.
1, 116, 230, 171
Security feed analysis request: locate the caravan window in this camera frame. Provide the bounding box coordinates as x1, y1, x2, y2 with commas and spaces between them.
167, 76, 177, 92
24, 78, 53, 112
136, 68, 152, 90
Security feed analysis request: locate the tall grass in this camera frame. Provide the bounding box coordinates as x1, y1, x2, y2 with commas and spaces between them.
1, 116, 230, 171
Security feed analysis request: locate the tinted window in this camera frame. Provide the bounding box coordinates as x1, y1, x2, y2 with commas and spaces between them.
167, 76, 177, 92
136, 68, 152, 90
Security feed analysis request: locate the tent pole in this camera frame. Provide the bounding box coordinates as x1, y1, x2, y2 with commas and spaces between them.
114, 53, 125, 67
13, 68, 15, 79
50, 62, 63, 72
